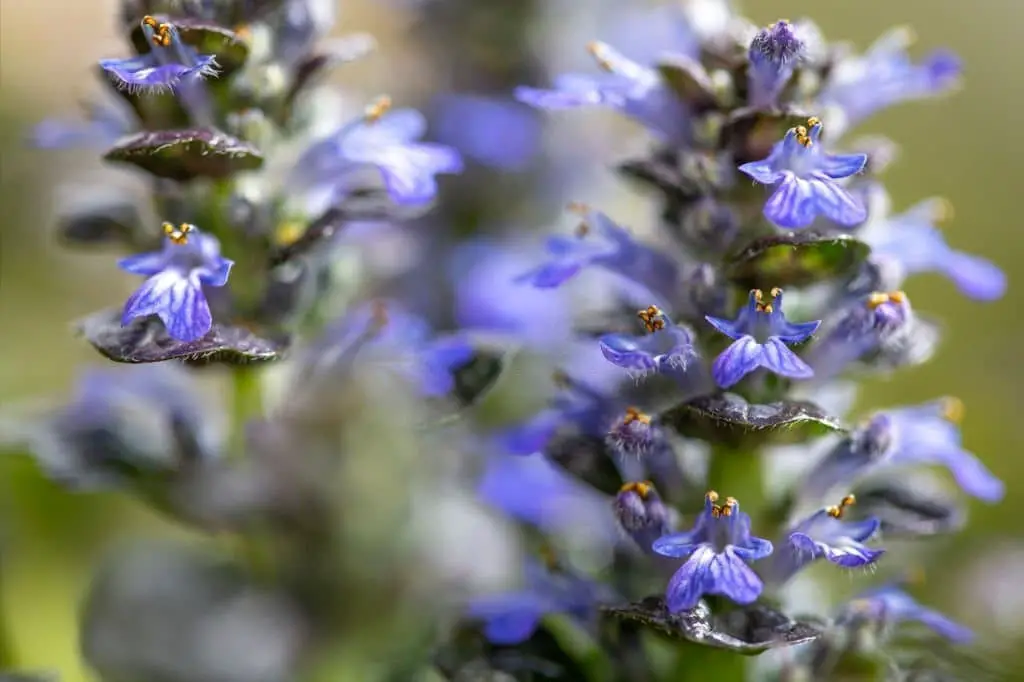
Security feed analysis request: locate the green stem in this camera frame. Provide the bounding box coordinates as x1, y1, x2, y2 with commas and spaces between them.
229, 367, 264, 457
0, 561, 15, 671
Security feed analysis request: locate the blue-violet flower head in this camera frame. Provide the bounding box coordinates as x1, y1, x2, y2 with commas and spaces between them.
747, 20, 806, 109
100, 15, 220, 93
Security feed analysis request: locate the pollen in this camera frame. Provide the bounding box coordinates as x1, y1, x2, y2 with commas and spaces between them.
623, 407, 651, 426
707, 491, 738, 518
827, 493, 856, 518
866, 291, 894, 309
274, 221, 304, 247
364, 95, 392, 123
620, 481, 654, 499
637, 305, 665, 332
163, 221, 194, 245
705, 490, 719, 503
587, 41, 613, 71
932, 197, 955, 222
794, 125, 812, 147
142, 16, 173, 47
940, 396, 964, 424
806, 116, 821, 128
752, 288, 774, 313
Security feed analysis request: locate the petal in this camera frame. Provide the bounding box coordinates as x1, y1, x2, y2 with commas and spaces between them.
652, 533, 705, 559
665, 545, 715, 612
942, 251, 1007, 301
31, 119, 118, 149
118, 251, 170, 277
344, 109, 428, 149
515, 261, 584, 288
122, 272, 212, 342
599, 333, 658, 373
667, 546, 763, 613
763, 175, 819, 229
200, 256, 234, 287
927, 447, 1004, 502
913, 605, 974, 644
483, 610, 544, 645
738, 158, 782, 185
771, 318, 821, 344
712, 336, 763, 389
376, 144, 463, 204
841, 517, 882, 543
759, 337, 814, 380
804, 534, 884, 568
704, 314, 745, 341
496, 410, 562, 455
514, 83, 604, 110
809, 175, 868, 226
732, 536, 774, 562
818, 152, 868, 179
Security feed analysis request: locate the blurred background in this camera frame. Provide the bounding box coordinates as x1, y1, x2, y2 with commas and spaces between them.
1, 0, 1022, 680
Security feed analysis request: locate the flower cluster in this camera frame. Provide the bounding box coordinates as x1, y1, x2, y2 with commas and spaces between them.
7, 1, 1008, 682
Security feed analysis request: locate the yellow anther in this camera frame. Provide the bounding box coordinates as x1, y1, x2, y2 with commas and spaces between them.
274, 221, 304, 247
706, 492, 737, 518
888, 290, 906, 304
620, 481, 654, 499
705, 490, 719, 503
807, 116, 821, 128
234, 24, 253, 43
752, 289, 775, 313
867, 292, 891, 309
364, 95, 392, 123
761, 304, 774, 313
794, 125, 812, 147
142, 16, 173, 47
623, 407, 651, 426
932, 197, 955, 222
163, 221, 193, 245
587, 41, 613, 71
770, 286, 783, 298
752, 289, 764, 303
637, 305, 665, 332
826, 494, 856, 518
941, 396, 964, 424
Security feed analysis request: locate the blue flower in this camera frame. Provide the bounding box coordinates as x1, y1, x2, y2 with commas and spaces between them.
605, 407, 662, 458
805, 290, 917, 376
739, 118, 867, 229
767, 495, 884, 584
614, 481, 674, 553
467, 560, 606, 645
803, 398, 1004, 503
515, 205, 678, 300
652, 491, 773, 613
100, 16, 220, 92
747, 21, 806, 109
312, 301, 474, 396
119, 223, 233, 342
429, 94, 542, 170
705, 287, 820, 388
819, 27, 961, 131
599, 305, 697, 378
291, 97, 463, 205
31, 100, 133, 150
856, 186, 1006, 301
844, 584, 974, 644
515, 41, 689, 142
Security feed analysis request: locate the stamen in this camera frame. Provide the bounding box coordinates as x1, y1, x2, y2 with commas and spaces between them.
637, 305, 665, 332
364, 95, 392, 123
752, 288, 774, 313
587, 41, 613, 72
806, 116, 821, 129
623, 407, 651, 426
941, 396, 964, 424
274, 221, 304, 247
887, 290, 906, 304
866, 292, 891, 309
707, 491, 738, 517
826, 493, 856, 518
619, 481, 654, 499
705, 490, 719, 503
794, 125, 812, 147
770, 286, 783, 298
163, 221, 193, 245
142, 16, 173, 47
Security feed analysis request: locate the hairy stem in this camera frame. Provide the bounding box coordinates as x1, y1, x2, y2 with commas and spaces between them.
229, 366, 263, 457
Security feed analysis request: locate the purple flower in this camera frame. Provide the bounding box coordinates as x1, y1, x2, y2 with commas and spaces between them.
856, 186, 1005, 301
614, 481, 674, 552
803, 398, 1004, 503
653, 491, 773, 613
806, 291, 917, 376
31, 100, 133, 150
605, 407, 662, 458
819, 27, 961, 131
599, 305, 697, 378
705, 288, 820, 388
747, 21, 806, 109
291, 98, 463, 205
467, 560, 605, 645
429, 94, 542, 170
515, 41, 689, 142
845, 584, 973, 644
119, 223, 233, 342
312, 301, 474, 397
100, 15, 219, 92
767, 495, 884, 584
739, 118, 868, 229
515, 205, 678, 300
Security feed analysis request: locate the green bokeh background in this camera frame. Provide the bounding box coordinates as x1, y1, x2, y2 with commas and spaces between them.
1, 0, 1022, 680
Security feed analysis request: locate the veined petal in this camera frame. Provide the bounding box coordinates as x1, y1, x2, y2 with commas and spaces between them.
759, 337, 814, 380
514, 83, 603, 110
704, 314, 746, 341
652, 533, 704, 559
731, 536, 773, 561
599, 333, 658, 373
738, 158, 783, 185
666, 546, 763, 613
789, 532, 884, 568
100, 54, 218, 92
818, 152, 868, 179
712, 336, 762, 388
808, 174, 868, 226
375, 144, 464, 204
122, 271, 212, 342
763, 175, 819, 229
772, 318, 821, 344
118, 252, 171, 277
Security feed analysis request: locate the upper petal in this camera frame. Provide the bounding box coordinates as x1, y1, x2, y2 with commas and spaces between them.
738, 158, 783, 185
818, 152, 868, 179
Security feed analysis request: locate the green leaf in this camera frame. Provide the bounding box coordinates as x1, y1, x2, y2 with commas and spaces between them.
725, 231, 871, 291
104, 128, 263, 182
